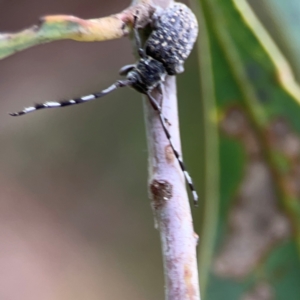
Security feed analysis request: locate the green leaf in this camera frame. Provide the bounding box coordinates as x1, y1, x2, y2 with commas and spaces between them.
194, 0, 300, 299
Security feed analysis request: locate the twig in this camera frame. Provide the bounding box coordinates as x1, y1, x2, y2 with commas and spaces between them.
145, 76, 200, 299
141, 0, 200, 298
0, 0, 155, 60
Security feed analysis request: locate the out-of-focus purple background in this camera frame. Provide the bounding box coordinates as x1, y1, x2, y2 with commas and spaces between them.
0, 1, 201, 299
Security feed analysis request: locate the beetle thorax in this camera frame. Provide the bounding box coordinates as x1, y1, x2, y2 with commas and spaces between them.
127, 57, 166, 94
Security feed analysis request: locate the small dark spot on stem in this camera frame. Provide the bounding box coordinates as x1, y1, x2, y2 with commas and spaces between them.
36, 18, 45, 31
150, 179, 173, 209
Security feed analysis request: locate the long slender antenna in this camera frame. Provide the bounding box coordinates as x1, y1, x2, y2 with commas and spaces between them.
9, 80, 131, 117
147, 92, 198, 205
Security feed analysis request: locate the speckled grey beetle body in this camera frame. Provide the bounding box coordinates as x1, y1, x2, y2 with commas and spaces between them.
145, 3, 198, 75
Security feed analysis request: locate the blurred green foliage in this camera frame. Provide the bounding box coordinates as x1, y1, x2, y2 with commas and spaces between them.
196, 0, 300, 299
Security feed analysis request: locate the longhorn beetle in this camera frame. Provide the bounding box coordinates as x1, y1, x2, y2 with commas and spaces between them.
9, 3, 199, 205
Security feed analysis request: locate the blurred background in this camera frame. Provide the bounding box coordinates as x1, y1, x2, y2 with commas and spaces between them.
0, 0, 201, 299
0, 0, 300, 299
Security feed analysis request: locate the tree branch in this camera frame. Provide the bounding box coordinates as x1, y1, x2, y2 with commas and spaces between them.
142, 1, 200, 298
0, 0, 155, 60
145, 77, 200, 300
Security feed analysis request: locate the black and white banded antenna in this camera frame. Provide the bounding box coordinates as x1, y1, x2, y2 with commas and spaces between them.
9, 80, 130, 116
9, 3, 199, 205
